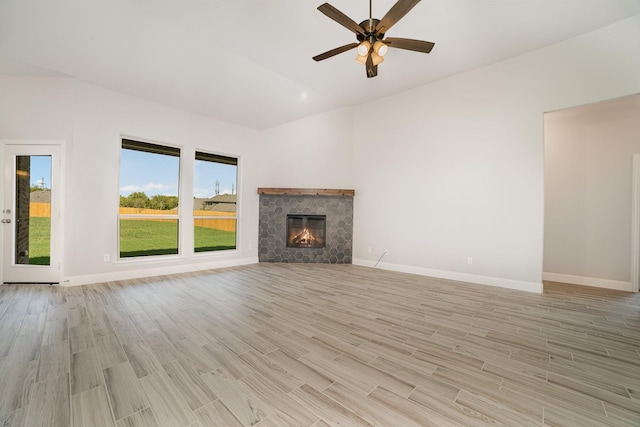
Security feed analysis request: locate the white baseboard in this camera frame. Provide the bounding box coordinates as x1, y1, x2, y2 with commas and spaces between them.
353, 258, 542, 293
542, 272, 632, 292
62, 257, 259, 287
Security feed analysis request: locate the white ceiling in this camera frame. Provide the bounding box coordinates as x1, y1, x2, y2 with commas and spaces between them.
1, 0, 639, 130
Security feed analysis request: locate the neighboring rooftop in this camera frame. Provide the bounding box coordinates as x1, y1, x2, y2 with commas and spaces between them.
30, 190, 51, 203
194, 194, 236, 212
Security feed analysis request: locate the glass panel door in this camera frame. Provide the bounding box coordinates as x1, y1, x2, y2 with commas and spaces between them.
2, 144, 61, 284
14, 155, 52, 265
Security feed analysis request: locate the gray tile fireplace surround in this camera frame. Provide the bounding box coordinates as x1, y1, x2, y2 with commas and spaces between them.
258, 189, 354, 263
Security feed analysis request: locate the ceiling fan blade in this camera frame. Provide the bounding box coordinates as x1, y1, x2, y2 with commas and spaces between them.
385, 37, 435, 53
376, 0, 421, 34
365, 54, 378, 78
318, 3, 366, 36
313, 43, 359, 61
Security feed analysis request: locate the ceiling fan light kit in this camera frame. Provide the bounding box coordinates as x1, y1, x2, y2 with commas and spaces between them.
355, 54, 368, 65
357, 40, 371, 56
373, 40, 389, 56
313, 0, 435, 78
370, 51, 384, 65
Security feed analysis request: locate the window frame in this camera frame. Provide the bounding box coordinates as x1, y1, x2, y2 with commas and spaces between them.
192, 150, 239, 254
118, 138, 182, 260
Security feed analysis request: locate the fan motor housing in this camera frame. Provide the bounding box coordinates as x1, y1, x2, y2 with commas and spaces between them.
357, 18, 385, 41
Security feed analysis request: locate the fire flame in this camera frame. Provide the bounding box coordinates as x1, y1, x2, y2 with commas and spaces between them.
291, 227, 318, 247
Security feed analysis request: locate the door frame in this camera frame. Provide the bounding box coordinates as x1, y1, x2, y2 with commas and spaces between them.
1, 140, 66, 284
631, 154, 640, 292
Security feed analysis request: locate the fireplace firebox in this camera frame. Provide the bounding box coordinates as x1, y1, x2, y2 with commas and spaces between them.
286, 215, 326, 248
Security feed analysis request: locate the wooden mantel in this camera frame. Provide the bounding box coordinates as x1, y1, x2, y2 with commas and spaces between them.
258, 188, 355, 197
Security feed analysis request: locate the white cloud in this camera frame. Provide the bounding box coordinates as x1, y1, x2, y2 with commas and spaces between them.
120, 183, 175, 196
194, 187, 214, 198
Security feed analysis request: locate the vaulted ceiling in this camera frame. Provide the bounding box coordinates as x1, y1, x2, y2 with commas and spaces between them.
1, 0, 639, 129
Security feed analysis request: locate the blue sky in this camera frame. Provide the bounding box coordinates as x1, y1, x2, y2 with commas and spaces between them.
119, 149, 237, 198
194, 158, 237, 198
29, 156, 51, 189
27, 151, 237, 199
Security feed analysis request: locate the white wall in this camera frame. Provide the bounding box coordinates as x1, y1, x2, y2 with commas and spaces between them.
0, 76, 75, 140
255, 107, 355, 189
544, 94, 640, 290
352, 16, 640, 293
0, 76, 263, 285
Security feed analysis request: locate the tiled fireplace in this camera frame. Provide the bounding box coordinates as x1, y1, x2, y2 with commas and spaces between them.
258, 188, 354, 263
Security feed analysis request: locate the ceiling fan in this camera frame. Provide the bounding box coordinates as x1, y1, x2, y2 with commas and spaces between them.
313, 0, 435, 78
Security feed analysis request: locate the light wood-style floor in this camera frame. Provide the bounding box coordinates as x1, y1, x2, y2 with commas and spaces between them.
1, 264, 639, 426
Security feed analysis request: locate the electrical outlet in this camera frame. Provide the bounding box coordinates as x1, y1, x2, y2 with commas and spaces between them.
104, 254, 110, 262
467, 256, 473, 265
367, 246, 372, 253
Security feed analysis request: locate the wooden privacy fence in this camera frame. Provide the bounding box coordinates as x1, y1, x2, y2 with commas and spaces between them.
119, 207, 178, 216
193, 211, 236, 233
30, 202, 51, 217
119, 207, 236, 232
30, 203, 236, 232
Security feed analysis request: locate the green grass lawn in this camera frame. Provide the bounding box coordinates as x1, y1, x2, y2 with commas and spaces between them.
120, 219, 236, 257
27, 218, 235, 261
120, 219, 179, 257
29, 217, 51, 265
194, 226, 237, 252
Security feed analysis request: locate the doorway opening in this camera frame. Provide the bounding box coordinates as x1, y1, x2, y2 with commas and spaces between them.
2, 141, 64, 284
543, 94, 640, 292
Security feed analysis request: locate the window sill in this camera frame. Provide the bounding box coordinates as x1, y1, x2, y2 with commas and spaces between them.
116, 254, 185, 266
192, 249, 240, 258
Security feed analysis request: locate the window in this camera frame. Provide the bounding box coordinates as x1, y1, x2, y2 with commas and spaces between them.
119, 139, 180, 258
193, 151, 237, 252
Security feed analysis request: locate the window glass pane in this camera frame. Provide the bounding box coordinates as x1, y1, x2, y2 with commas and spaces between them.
119, 140, 180, 258
18, 155, 52, 265
194, 219, 237, 252
119, 218, 178, 257
120, 148, 180, 208
194, 151, 237, 252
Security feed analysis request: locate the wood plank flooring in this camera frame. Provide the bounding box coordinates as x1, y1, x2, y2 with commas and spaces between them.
1, 263, 639, 426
